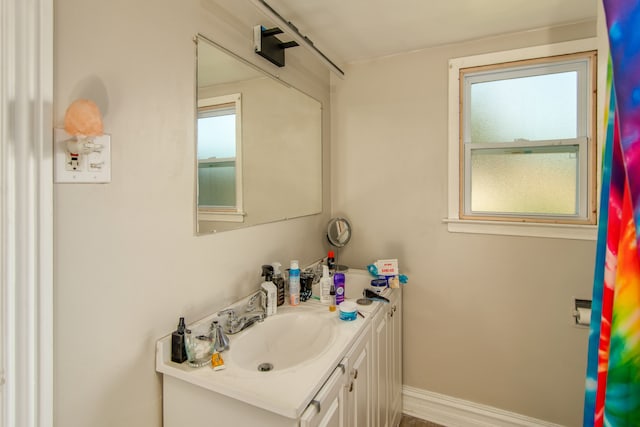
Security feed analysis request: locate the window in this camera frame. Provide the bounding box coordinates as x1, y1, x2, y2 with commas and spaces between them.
197, 94, 244, 222
447, 39, 599, 239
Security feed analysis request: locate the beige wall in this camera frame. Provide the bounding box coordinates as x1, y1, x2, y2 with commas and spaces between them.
331, 22, 597, 427
53, 1, 330, 426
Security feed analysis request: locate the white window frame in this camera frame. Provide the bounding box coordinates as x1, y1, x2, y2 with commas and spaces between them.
446, 38, 600, 240
197, 93, 245, 223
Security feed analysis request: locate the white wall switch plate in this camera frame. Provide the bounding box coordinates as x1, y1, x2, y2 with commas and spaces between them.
54, 128, 111, 183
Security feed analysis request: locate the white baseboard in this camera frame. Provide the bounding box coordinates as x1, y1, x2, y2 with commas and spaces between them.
402, 386, 565, 427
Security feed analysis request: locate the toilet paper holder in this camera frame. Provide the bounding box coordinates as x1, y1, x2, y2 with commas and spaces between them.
573, 298, 592, 327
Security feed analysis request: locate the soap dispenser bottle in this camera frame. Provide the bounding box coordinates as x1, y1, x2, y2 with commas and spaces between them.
261, 265, 277, 316
320, 265, 332, 304
171, 317, 188, 363
271, 262, 286, 307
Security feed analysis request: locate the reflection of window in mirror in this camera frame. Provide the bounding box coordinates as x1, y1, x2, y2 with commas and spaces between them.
197, 93, 245, 222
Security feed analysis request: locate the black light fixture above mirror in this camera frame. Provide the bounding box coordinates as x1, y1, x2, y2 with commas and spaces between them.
253, 26, 299, 68
249, 0, 345, 78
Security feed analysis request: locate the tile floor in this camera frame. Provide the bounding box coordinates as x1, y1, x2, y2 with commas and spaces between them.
400, 414, 444, 427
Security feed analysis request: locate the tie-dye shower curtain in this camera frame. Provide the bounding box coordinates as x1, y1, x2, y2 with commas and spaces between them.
584, 1, 640, 426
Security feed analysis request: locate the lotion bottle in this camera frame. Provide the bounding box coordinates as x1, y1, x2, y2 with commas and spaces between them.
289, 260, 300, 306
320, 265, 332, 304
261, 265, 277, 316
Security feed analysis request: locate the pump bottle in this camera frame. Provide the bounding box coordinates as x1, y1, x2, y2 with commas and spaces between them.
171, 317, 188, 363
261, 265, 277, 316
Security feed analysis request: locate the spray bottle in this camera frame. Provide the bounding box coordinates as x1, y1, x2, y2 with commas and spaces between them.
327, 251, 336, 275
289, 260, 300, 306
171, 317, 188, 363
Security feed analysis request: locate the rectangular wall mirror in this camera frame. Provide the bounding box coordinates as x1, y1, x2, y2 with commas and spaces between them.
196, 34, 323, 235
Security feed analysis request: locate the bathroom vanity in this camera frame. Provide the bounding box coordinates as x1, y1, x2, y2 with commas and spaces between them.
156, 269, 403, 426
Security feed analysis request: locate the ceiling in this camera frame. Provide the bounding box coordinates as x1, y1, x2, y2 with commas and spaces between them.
260, 0, 598, 65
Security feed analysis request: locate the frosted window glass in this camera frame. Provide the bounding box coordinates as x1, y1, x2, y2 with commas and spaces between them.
470, 72, 577, 143
198, 165, 236, 207
197, 114, 236, 159
470, 147, 578, 215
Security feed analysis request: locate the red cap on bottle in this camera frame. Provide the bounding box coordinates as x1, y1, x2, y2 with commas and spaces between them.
328, 251, 335, 258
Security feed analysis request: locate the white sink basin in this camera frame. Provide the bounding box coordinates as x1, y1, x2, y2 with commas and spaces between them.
226, 308, 337, 372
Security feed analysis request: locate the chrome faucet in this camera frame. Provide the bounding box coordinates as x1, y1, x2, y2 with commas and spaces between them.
217, 308, 242, 334
217, 291, 266, 335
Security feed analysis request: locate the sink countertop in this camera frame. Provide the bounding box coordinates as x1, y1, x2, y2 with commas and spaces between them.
155, 268, 389, 419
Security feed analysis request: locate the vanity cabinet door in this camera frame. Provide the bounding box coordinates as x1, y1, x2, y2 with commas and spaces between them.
388, 290, 403, 427
372, 304, 389, 427
371, 289, 403, 427
301, 362, 347, 427
346, 324, 371, 427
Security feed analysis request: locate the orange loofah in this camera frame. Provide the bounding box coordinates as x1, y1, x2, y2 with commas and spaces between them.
63, 99, 104, 137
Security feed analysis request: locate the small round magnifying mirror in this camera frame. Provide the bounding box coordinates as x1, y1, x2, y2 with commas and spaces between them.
327, 217, 352, 247
327, 217, 351, 272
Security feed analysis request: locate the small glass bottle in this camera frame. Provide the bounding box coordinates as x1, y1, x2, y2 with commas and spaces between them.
329, 285, 336, 312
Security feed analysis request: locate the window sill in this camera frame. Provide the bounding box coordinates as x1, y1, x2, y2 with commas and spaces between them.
443, 218, 597, 240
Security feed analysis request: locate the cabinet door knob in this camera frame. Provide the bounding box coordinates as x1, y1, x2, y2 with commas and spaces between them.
349, 382, 354, 392
353, 368, 358, 379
